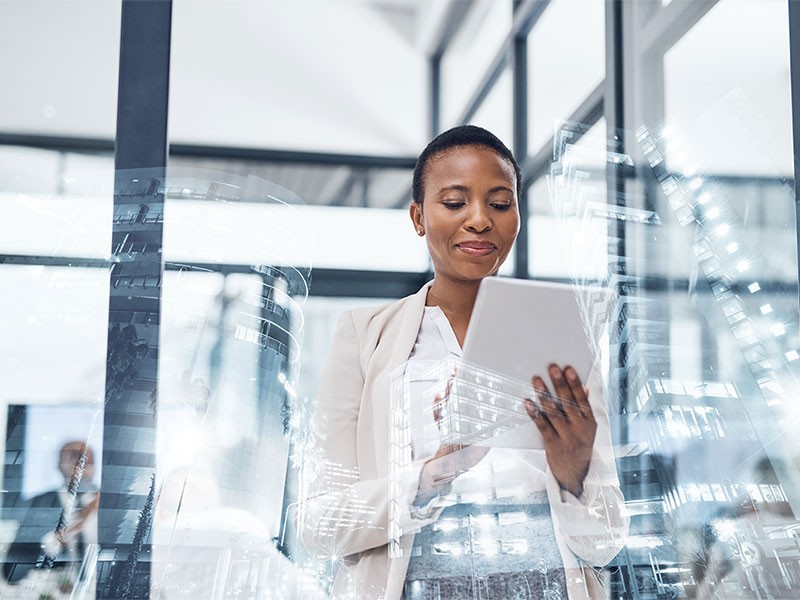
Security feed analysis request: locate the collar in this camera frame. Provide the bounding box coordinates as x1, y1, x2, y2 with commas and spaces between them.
425, 305, 463, 358
386, 280, 434, 373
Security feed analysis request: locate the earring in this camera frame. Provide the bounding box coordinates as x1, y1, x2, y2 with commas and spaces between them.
417, 228, 424, 236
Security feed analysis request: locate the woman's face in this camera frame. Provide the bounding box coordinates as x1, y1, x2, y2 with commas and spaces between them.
410, 145, 520, 283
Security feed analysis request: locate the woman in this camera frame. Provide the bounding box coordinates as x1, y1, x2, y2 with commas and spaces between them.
298, 125, 628, 599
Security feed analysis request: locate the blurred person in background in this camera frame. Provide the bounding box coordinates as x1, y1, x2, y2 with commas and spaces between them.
2, 440, 98, 587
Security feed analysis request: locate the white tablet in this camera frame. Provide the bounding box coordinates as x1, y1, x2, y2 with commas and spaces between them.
463, 277, 597, 385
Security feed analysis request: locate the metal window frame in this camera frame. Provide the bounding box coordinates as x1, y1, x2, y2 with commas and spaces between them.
789, 0, 800, 301
98, 1, 172, 597
0, 133, 417, 169
513, 0, 530, 277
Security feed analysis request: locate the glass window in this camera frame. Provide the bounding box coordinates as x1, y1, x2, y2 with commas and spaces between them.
661, 0, 795, 283
529, 118, 607, 279
469, 67, 513, 151
169, 0, 427, 155
527, 0, 605, 153
167, 156, 414, 210
663, 0, 792, 177
7, 0, 800, 596
0, 151, 114, 259
441, 0, 513, 128
0, 1, 121, 137
0, 265, 108, 589
302, 206, 429, 271
0, 147, 62, 195
608, 2, 800, 596
162, 170, 428, 272
0, 266, 109, 405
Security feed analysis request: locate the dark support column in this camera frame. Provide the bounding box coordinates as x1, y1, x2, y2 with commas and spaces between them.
606, 0, 625, 206
114, 0, 172, 171
605, 5, 638, 594
430, 54, 441, 139
789, 0, 800, 307
605, 0, 629, 417
513, 23, 529, 279
99, 1, 172, 598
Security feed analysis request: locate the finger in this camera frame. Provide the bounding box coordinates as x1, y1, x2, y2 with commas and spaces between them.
448, 364, 457, 384
562, 365, 586, 420
433, 393, 442, 424
442, 372, 455, 417
583, 387, 595, 421
534, 374, 567, 423
523, 396, 539, 421
547, 364, 575, 419
532, 375, 550, 398
578, 383, 595, 421
433, 394, 451, 443
525, 398, 557, 441
533, 375, 561, 416
543, 395, 570, 438
566, 368, 595, 422
533, 382, 568, 441
433, 381, 452, 422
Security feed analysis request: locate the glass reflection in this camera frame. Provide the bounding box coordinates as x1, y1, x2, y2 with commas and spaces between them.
151, 172, 316, 598
0, 169, 322, 599
3, 410, 101, 595
0, 138, 798, 597
544, 114, 800, 598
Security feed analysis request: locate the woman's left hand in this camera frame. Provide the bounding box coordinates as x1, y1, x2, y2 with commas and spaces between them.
524, 364, 597, 498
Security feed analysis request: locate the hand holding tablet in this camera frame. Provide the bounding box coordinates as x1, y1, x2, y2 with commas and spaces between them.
461, 277, 602, 454
527, 363, 598, 497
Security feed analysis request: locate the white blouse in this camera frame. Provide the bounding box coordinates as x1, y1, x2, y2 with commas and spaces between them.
405, 305, 463, 461
403, 305, 555, 497
402, 306, 568, 593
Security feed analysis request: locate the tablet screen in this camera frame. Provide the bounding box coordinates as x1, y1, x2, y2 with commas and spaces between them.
463, 277, 598, 387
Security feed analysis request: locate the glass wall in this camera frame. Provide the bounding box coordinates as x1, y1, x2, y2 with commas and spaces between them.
0, 1, 121, 138
0, 2, 121, 594
168, 0, 428, 156
613, 1, 798, 597
527, 0, 605, 153
440, 0, 513, 129
1, 1, 800, 598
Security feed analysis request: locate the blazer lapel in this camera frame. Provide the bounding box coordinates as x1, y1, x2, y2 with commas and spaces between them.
387, 281, 431, 373
371, 281, 432, 474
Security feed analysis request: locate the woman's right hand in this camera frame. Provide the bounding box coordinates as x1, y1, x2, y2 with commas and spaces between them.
415, 444, 489, 506
414, 383, 489, 505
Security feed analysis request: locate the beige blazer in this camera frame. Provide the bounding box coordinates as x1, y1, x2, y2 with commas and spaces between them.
297, 282, 629, 600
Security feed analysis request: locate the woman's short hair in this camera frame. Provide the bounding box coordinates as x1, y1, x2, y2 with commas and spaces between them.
412, 125, 522, 204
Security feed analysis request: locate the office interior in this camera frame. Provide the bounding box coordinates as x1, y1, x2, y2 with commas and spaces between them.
1, 0, 799, 598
